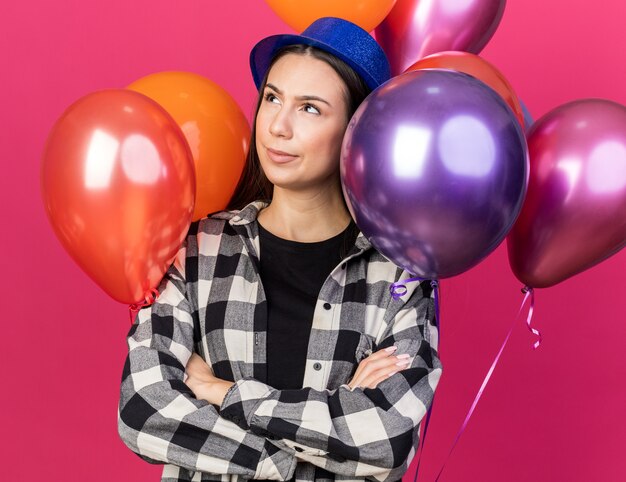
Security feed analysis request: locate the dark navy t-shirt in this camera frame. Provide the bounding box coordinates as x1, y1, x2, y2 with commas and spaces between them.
256, 221, 401, 482
258, 220, 357, 390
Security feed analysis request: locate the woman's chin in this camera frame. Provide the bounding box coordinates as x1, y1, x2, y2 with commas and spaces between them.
263, 162, 340, 194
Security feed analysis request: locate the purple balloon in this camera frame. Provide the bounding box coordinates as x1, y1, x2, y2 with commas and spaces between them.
375, 0, 506, 76
341, 69, 528, 279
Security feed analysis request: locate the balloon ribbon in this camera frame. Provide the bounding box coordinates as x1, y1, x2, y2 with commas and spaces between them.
390, 277, 441, 327
128, 288, 160, 324
433, 286, 539, 481
390, 277, 440, 482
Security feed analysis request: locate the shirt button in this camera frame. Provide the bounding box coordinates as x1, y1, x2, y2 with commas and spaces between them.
323, 302, 331, 310
313, 362, 322, 371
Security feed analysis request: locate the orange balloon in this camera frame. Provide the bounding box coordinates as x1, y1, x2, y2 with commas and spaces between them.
405, 51, 525, 129
128, 72, 250, 221
41, 89, 196, 304
264, 0, 397, 33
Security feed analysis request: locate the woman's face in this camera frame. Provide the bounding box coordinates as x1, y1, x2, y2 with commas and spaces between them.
255, 53, 350, 193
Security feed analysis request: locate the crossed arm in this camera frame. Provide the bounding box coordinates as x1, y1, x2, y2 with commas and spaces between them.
117, 250, 296, 480
118, 246, 441, 481
183, 343, 413, 407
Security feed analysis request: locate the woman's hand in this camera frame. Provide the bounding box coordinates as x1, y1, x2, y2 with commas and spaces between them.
184, 353, 234, 406
348, 345, 412, 390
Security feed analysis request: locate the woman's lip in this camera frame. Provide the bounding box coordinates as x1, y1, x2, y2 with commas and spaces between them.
266, 147, 298, 163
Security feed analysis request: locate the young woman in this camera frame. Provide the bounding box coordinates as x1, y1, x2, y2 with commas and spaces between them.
118, 17, 441, 482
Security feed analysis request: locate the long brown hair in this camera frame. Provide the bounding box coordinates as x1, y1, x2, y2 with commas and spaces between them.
226, 44, 371, 211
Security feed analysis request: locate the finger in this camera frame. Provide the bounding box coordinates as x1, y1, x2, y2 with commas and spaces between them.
353, 353, 409, 385
349, 353, 395, 388
368, 345, 398, 359
366, 366, 407, 389
362, 373, 395, 389
353, 356, 411, 389
349, 364, 364, 389
348, 346, 399, 390
355, 345, 397, 368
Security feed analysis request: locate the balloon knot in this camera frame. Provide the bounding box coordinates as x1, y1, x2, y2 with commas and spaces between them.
129, 288, 160, 324
390, 277, 435, 300
390, 283, 408, 300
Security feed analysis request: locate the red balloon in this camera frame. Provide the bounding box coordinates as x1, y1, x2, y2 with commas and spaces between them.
41, 89, 196, 304
507, 99, 626, 288
375, 0, 506, 75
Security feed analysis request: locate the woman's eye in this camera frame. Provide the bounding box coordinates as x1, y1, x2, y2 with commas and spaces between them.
264, 93, 280, 104
304, 104, 320, 115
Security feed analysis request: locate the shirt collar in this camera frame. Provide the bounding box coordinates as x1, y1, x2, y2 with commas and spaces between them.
228, 201, 268, 226
353, 232, 371, 251
227, 200, 373, 252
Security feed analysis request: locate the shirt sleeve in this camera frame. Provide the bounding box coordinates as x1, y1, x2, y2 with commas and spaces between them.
219, 280, 442, 482
117, 239, 297, 481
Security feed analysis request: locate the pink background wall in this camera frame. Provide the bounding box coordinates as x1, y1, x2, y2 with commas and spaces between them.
2, 0, 624, 480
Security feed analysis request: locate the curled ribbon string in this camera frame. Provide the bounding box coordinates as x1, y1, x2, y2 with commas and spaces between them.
390, 276, 424, 300
128, 288, 160, 325
434, 287, 536, 481
413, 281, 442, 480
413, 283, 440, 481
413, 391, 436, 482
522, 286, 540, 349
432, 280, 440, 332
391, 277, 440, 343
390, 277, 440, 482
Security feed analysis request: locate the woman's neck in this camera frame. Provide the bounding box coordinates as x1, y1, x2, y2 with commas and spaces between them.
258, 180, 352, 242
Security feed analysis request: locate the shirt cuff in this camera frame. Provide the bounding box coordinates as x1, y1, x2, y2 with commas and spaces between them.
219, 378, 273, 431
255, 441, 299, 481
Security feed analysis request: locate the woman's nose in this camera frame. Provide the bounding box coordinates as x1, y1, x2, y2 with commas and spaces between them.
269, 108, 293, 138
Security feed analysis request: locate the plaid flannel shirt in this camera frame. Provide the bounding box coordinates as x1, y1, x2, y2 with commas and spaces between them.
118, 201, 442, 482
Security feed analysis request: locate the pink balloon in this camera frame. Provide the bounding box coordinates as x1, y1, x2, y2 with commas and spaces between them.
507, 99, 626, 288
375, 0, 506, 76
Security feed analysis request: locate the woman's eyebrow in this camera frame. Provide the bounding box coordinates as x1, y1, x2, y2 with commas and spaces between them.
265, 83, 282, 94
297, 94, 331, 106
265, 83, 331, 106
